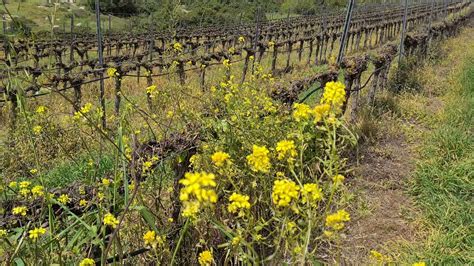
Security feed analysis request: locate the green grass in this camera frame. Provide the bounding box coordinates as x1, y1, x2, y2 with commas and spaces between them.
402, 52, 474, 264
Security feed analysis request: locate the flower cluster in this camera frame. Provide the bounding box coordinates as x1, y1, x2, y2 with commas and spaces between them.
292, 103, 312, 122
198, 250, 213, 266
246, 145, 271, 173
143, 230, 163, 248
320, 81, 346, 112
227, 193, 251, 214
179, 172, 217, 218
173, 42, 183, 52
275, 140, 297, 161
103, 213, 119, 228
79, 258, 95, 266
301, 183, 323, 204
29, 227, 46, 241
325, 209, 350, 230
211, 151, 231, 167
272, 179, 300, 207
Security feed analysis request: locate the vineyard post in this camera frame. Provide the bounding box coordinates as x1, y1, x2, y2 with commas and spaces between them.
95, 0, 107, 129
337, 0, 355, 65
108, 14, 111, 32
70, 15, 74, 62
398, 0, 409, 66
252, 6, 262, 74
2, 14, 6, 35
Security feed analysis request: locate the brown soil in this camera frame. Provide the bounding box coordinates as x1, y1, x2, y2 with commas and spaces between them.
339, 123, 422, 263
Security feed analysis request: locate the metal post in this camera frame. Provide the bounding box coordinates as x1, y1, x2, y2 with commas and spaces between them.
70, 15, 74, 62
95, 0, 106, 129
254, 7, 261, 51
398, 0, 409, 65
337, 0, 355, 65
2, 15, 6, 35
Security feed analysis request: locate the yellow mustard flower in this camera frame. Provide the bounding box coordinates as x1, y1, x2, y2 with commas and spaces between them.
182, 201, 200, 218
320, 81, 346, 112
9, 181, 17, 189
198, 250, 213, 266
332, 174, 345, 186
19, 188, 29, 197
31, 185, 44, 198
103, 213, 119, 228
238, 36, 245, 43
292, 103, 312, 122
101, 178, 111, 187
223, 59, 231, 68
246, 145, 271, 173
412, 262, 426, 266
227, 193, 251, 214
58, 194, 70, 204
36, 105, 47, 114
143, 230, 162, 248
313, 103, 331, 122
325, 209, 350, 230
0, 229, 7, 238
79, 258, 95, 266
107, 68, 118, 78
272, 179, 300, 207
79, 199, 88, 207
301, 183, 323, 204
29, 227, 46, 241
12, 206, 28, 216
32, 125, 42, 135
179, 172, 217, 203
275, 140, 297, 161
30, 169, 38, 175
173, 42, 183, 52
146, 85, 158, 96
211, 151, 231, 167
19, 181, 31, 189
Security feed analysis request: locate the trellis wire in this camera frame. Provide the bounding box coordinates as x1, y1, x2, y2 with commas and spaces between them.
95, 0, 107, 128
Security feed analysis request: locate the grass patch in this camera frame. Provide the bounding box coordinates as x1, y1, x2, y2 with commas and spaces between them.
401, 48, 474, 264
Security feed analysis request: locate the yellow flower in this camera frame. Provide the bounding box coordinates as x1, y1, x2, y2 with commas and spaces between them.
30, 169, 38, 175
227, 193, 251, 214
146, 85, 157, 96
173, 42, 183, 52
198, 250, 213, 266
179, 172, 217, 210
101, 178, 111, 187
412, 262, 426, 266
9, 181, 17, 189
79, 258, 95, 266
97, 192, 104, 201
249, 55, 254, 61
28, 227, 46, 241
12, 206, 27, 216
325, 210, 350, 230
19, 181, 31, 189
107, 68, 118, 78
370, 250, 388, 262
79, 199, 88, 207
268, 41, 275, 47
74, 103, 93, 120
238, 36, 245, 43
143, 230, 162, 248
292, 103, 312, 122
223, 59, 231, 68
31, 185, 44, 198
103, 213, 119, 228
32, 125, 42, 135
313, 104, 331, 122
0, 229, 7, 238
232, 235, 242, 246
211, 151, 231, 167
58, 194, 70, 204
36, 105, 47, 114
275, 140, 297, 161
321, 81, 346, 112
246, 145, 271, 173
228, 47, 235, 54
19, 188, 29, 197
182, 201, 200, 218
301, 183, 323, 204
272, 179, 300, 207
332, 174, 345, 186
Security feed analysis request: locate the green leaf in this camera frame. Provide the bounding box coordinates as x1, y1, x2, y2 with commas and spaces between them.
134, 205, 158, 232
